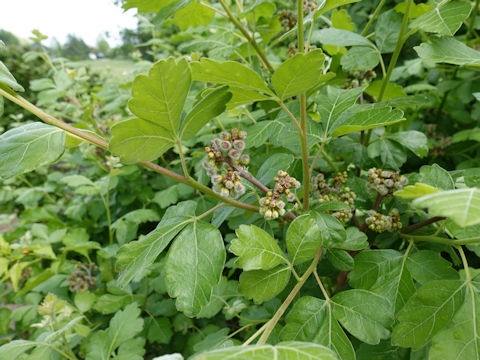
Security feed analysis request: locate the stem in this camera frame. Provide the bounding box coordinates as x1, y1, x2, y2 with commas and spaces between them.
257, 248, 323, 344
218, 0, 274, 72
99, 193, 113, 246
313, 269, 330, 301
457, 246, 472, 282
278, 100, 303, 135
297, 0, 310, 210
320, 147, 338, 172
378, 0, 413, 102
1, 88, 259, 213
365, 0, 413, 146
176, 138, 190, 179
399, 233, 453, 246
196, 203, 225, 220
402, 216, 446, 234
371, 193, 385, 211
468, 0, 480, 37
243, 322, 269, 346
361, 0, 387, 36
199, 1, 228, 18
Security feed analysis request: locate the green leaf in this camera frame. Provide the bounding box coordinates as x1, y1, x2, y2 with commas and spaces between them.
365, 80, 406, 100
0, 60, 24, 91
272, 50, 325, 100
0, 340, 37, 358
123, 0, 171, 12
413, 188, 480, 227
129, 57, 191, 135
387, 130, 428, 157
152, 0, 192, 26
230, 225, 287, 271
415, 37, 480, 66
256, 153, 295, 184
281, 296, 355, 360
419, 164, 454, 190
392, 279, 467, 349
341, 227, 369, 251
0, 122, 65, 179
238, 264, 291, 303
173, 0, 214, 30
180, 86, 232, 140
348, 249, 416, 314
165, 221, 226, 317
331, 106, 404, 137
429, 289, 480, 360
191, 59, 273, 95
86, 303, 144, 360
318, 86, 364, 138
117, 202, 196, 286
340, 46, 380, 71
191, 341, 339, 360
327, 249, 354, 270
375, 10, 403, 53
227, 87, 271, 109
109, 118, 175, 163
286, 214, 323, 265
367, 138, 407, 169
410, 1, 472, 36
332, 289, 393, 344
406, 250, 458, 285
394, 183, 439, 199
312, 28, 373, 47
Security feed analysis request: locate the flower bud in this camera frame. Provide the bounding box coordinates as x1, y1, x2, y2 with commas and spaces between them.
233, 140, 245, 151
220, 141, 232, 151
228, 149, 241, 160
234, 183, 245, 194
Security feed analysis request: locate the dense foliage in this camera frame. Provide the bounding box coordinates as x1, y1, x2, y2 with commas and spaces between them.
1, 0, 480, 359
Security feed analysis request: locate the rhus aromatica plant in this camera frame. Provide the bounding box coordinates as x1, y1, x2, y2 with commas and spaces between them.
0, 0, 480, 359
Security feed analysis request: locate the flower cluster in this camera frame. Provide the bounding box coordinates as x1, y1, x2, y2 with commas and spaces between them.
203, 129, 248, 199
365, 209, 402, 233
67, 264, 96, 293
279, 10, 296, 31
303, 1, 318, 15
313, 171, 357, 222
259, 170, 300, 220
342, 70, 377, 89
367, 168, 408, 196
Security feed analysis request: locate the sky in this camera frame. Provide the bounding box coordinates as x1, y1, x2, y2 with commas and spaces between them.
0, 0, 138, 46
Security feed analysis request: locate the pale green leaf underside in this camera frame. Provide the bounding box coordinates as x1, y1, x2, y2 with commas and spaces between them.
272, 49, 325, 100
413, 188, 480, 227
230, 224, 287, 271
286, 214, 323, 265
410, 1, 472, 36
109, 118, 174, 163
415, 37, 480, 66
312, 28, 373, 48
191, 59, 273, 95
191, 341, 339, 360
394, 183, 438, 199
165, 221, 225, 317
0, 122, 65, 179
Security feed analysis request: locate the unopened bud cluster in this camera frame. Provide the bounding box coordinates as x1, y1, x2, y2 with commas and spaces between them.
313, 172, 356, 222
342, 70, 377, 89
203, 129, 248, 199
365, 209, 402, 233
367, 168, 408, 196
279, 10, 296, 31
259, 170, 300, 220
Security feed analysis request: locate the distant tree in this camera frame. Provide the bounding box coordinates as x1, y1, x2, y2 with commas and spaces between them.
96, 35, 111, 58
63, 34, 90, 60
0, 29, 20, 46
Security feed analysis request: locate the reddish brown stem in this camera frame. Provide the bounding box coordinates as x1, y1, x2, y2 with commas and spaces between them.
372, 193, 385, 211
402, 216, 446, 234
